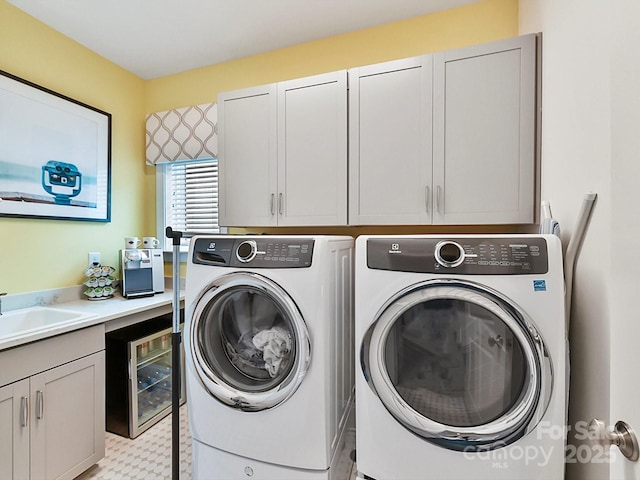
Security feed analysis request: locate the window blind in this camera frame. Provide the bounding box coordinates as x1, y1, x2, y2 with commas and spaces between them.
166, 158, 219, 245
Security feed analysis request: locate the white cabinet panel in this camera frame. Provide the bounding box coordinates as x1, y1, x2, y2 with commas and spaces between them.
218, 84, 278, 227
350, 34, 536, 226
219, 71, 347, 227
220, 34, 537, 227
349, 57, 432, 225
278, 71, 347, 226
30, 352, 105, 480
0, 327, 105, 480
433, 34, 537, 224
0, 380, 29, 480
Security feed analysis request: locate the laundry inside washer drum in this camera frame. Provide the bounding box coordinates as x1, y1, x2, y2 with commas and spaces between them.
197, 287, 297, 391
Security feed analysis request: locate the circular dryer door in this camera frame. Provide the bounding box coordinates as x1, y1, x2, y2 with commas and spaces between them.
361, 279, 552, 451
189, 272, 310, 411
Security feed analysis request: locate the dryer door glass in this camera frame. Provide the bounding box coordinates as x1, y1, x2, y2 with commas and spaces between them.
362, 280, 552, 451
190, 273, 310, 411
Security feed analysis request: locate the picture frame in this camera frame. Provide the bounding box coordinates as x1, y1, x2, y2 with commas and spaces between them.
0, 69, 111, 222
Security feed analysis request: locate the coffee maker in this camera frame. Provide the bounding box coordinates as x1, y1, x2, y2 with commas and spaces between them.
120, 249, 164, 298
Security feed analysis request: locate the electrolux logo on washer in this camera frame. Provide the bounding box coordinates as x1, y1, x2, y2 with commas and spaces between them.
389, 243, 402, 254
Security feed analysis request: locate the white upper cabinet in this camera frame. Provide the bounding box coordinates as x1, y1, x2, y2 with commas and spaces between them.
349, 56, 433, 225
219, 34, 538, 227
218, 71, 347, 227
350, 34, 537, 225
432, 34, 537, 224
277, 71, 347, 226
218, 84, 278, 227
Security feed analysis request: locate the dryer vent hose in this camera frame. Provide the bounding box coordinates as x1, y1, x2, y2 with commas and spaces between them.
564, 192, 597, 331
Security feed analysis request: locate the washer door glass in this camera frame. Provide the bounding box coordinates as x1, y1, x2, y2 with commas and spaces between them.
362, 280, 552, 451
190, 272, 310, 411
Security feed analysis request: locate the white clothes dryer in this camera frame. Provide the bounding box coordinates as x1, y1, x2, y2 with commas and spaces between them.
185, 235, 354, 480
355, 235, 567, 480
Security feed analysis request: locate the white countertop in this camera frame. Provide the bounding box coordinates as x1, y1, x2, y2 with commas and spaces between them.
0, 291, 184, 351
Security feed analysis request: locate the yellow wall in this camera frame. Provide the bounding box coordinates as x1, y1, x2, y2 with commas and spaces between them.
0, 0, 151, 294
146, 0, 518, 112
0, 0, 518, 294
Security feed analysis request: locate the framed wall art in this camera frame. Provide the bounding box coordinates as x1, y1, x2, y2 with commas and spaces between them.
0, 69, 111, 222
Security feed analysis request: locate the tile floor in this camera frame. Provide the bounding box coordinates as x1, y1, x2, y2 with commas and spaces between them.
76, 404, 357, 480
76, 405, 192, 480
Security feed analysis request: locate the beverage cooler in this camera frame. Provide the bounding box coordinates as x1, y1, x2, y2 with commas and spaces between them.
106, 311, 185, 438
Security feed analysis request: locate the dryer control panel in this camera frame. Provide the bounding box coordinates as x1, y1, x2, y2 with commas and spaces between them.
368, 237, 549, 274
192, 237, 314, 268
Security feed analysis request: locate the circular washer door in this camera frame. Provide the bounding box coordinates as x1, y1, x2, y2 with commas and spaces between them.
189, 272, 311, 411
361, 279, 553, 451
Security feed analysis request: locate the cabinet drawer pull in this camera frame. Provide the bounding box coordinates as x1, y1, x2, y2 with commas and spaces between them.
278, 193, 283, 215
424, 186, 430, 212
36, 390, 44, 420
270, 193, 275, 215
436, 185, 442, 214
20, 396, 28, 427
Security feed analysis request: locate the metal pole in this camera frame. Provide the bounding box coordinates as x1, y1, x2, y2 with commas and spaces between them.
166, 227, 183, 480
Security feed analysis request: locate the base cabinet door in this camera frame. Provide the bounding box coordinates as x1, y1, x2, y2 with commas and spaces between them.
30, 352, 105, 480
0, 380, 30, 480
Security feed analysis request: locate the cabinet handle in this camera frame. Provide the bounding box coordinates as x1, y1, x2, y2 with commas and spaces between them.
270, 193, 275, 215
20, 396, 28, 427
436, 185, 442, 214
424, 186, 430, 212
36, 390, 44, 420
278, 193, 283, 215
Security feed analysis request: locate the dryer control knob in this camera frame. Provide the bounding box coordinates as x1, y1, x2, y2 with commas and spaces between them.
435, 241, 465, 268
236, 240, 258, 263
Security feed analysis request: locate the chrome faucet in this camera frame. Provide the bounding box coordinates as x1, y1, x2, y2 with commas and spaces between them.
0, 292, 6, 315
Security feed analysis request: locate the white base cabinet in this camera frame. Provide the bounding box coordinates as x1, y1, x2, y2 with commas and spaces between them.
0, 326, 105, 480
0, 380, 29, 480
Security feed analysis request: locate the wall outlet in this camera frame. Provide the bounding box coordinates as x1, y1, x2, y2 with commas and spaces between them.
88, 252, 101, 266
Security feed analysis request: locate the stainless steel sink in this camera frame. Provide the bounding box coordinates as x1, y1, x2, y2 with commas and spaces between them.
0, 306, 92, 339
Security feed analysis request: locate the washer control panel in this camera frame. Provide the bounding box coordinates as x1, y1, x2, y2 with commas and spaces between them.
193, 237, 314, 268
368, 237, 549, 274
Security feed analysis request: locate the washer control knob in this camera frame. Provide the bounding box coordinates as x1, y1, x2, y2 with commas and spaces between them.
435, 241, 465, 268
236, 240, 258, 263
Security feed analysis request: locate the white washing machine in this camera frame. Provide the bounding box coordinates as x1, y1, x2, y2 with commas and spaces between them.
185, 235, 354, 480
355, 235, 567, 480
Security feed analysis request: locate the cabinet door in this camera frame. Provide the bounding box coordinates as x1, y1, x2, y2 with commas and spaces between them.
0, 380, 29, 480
277, 71, 347, 226
218, 84, 278, 227
30, 352, 105, 480
433, 34, 537, 224
349, 56, 433, 225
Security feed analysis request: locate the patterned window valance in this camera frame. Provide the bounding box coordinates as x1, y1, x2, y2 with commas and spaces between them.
145, 102, 217, 165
